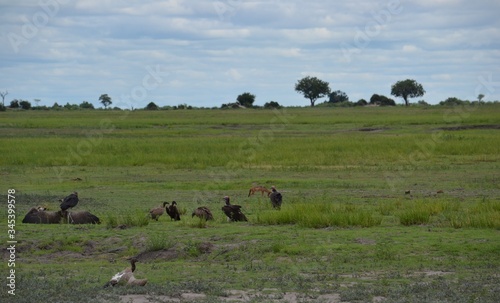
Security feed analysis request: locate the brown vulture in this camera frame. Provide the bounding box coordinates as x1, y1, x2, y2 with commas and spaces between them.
192, 206, 214, 220
149, 202, 169, 221
59, 191, 79, 211
221, 196, 247, 222
269, 186, 283, 210
165, 201, 181, 221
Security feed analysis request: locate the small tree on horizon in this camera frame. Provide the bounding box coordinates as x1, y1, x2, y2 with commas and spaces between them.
1, 90, 8, 106
264, 101, 281, 109
391, 79, 425, 106
19, 100, 31, 110
236, 92, 256, 107
145, 102, 159, 110
99, 94, 112, 109
370, 94, 396, 106
80, 101, 95, 109
295, 76, 331, 107
328, 90, 349, 103
10, 99, 20, 108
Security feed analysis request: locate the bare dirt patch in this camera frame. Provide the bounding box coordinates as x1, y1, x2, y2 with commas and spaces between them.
434, 124, 500, 131
135, 248, 180, 262
357, 127, 391, 132
119, 290, 344, 303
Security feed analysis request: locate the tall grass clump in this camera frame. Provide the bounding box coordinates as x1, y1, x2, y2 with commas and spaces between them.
446, 200, 500, 229
105, 211, 149, 229
398, 199, 454, 226
146, 233, 175, 252
189, 218, 210, 228
399, 209, 431, 226
256, 203, 381, 228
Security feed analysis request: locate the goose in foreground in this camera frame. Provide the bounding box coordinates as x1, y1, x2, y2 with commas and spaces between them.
221, 196, 247, 222
103, 257, 147, 288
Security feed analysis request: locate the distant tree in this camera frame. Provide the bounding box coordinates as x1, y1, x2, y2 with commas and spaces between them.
145, 102, 159, 110
0, 90, 8, 106
64, 102, 79, 110
175, 103, 192, 110
295, 76, 331, 107
52, 102, 62, 109
328, 90, 349, 103
236, 92, 256, 107
99, 94, 112, 109
19, 100, 31, 110
264, 101, 281, 109
477, 94, 485, 102
439, 97, 468, 106
417, 100, 430, 106
79, 101, 94, 109
370, 94, 396, 106
221, 102, 240, 109
391, 79, 425, 106
10, 99, 20, 108
355, 99, 368, 106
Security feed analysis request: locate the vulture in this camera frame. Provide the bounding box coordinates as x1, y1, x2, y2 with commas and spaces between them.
221, 196, 247, 222
165, 201, 181, 221
192, 206, 214, 221
103, 257, 147, 288
269, 186, 283, 210
22, 207, 63, 224
62, 210, 100, 224
149, 202, 169, 221
59, 192, 79, 211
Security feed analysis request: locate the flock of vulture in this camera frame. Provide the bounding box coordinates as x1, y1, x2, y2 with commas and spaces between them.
150, 185, 283, 223
22, 186, 283, 288
21, 185, 283, 225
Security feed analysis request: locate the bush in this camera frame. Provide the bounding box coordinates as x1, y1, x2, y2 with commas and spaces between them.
79, 101, 95, 109
439, 97, 470, 106
370, 94, 396, 106
145, 102, 159, 110
264, 101, 281, 109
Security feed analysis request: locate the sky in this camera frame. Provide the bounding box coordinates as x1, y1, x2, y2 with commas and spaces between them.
1, 0, 499, 108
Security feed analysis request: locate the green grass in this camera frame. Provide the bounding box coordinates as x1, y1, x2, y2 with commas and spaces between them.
1, 105, 500, 302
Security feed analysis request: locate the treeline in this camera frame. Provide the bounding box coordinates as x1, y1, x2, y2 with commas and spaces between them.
317, 94, 499, 108
0, 96, 498, 112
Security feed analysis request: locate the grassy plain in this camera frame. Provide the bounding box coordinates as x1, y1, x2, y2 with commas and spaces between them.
1, 105, 500, 302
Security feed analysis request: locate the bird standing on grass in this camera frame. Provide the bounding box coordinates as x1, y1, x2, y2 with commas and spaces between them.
192, 206, 214, 220
165, 201, 181, 221
269, 186, 283, 210
222, 196, 247, 222
59, 192, 79, 211
149, 202, 169, 221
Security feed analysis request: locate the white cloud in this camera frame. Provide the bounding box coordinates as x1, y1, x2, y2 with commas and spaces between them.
226, 68, 243, 81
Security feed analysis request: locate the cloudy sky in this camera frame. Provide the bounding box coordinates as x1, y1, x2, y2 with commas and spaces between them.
1, 0, 499, 108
